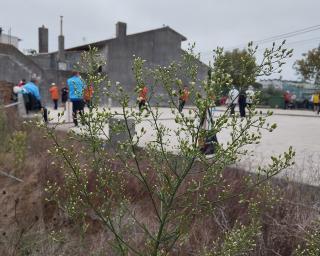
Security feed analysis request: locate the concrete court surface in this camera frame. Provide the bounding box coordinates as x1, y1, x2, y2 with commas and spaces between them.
46, 104, 320, 186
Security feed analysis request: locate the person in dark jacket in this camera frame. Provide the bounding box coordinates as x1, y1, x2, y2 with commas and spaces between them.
238, 90, 246, 118
61, 82, 69, 110
199, 106, 218, 155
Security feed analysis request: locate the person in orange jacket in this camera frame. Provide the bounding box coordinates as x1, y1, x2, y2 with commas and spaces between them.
138, 85, 148, 111
178, 86, 190, 113
49, 83, 59, 110
84, 84, 94, 108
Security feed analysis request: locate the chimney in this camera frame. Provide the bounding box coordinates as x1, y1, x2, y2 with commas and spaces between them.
38, 25, 48, 53
116, 22, 127, 39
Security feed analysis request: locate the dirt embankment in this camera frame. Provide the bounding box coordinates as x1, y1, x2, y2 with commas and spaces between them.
0, 110, 319, 255
0, 113, 51, 255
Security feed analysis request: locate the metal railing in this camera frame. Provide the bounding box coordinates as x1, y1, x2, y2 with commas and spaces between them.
1, 101, 20, 109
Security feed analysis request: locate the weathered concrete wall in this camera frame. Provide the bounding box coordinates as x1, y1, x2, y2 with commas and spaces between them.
106, 29, 182, 82
0, 44, 51, 104
105, 30, 208, 106
0, 55, 33, 84
31, 51, 82, 71
64, 51, 82, 70
0, 44, 44, 84
0, 43, 73, 105
29, 53, 55, 70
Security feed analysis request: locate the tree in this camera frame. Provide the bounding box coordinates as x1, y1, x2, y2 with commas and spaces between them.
213, 41, 292, 92
295, 47, 320, 84
213, 48, 257, 91
259, 87, 284, 106
40, 43, 294, 255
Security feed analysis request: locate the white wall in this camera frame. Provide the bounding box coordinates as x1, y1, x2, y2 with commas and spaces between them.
0, 34, 19, 48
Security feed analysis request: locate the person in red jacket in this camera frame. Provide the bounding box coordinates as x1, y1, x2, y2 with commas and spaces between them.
284, 91, 292, 109
17, 79, 26, 87
49, 83, 59, 110
138, 85, 148, 111
178, 86, 190, 113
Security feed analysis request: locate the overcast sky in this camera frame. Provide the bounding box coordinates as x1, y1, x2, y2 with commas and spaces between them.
1, 0, 320, 81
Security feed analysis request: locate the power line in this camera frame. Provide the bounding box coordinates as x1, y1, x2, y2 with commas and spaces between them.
252, 25, 320, 44
255, 27, 320, 45
284, 37, 320, 46
199, 24, 320, 55
199, 37, 320, 63
250, 36, 320, 54
226, 25, 320, 50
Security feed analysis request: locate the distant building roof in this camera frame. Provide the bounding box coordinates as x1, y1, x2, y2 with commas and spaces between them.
65, 26, 187, 52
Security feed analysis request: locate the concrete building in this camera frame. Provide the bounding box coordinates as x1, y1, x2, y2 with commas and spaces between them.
30, 22, 208, 105
0, 28, 20, 48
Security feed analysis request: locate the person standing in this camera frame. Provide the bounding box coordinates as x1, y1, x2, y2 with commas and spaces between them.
284, 91, 292, 109
178, 86, 190, 113
61, 82, 69, 110
67, 71, 86, 126
312, 92, 319, 113
317, 92, 320, 115
309, 94, 314, 110
138, 85, 148, 111
246, 85, 255, 109
199, 98, 218, 155
228, 85, 239, 115
12, 79, 26, 102
49, 83, 59, 110
238, 90, 246, 117
84, 84, 94, 108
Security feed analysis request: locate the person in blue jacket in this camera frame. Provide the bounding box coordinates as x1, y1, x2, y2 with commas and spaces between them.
23, 79, 41, 101
22, 77, 48, 123
67, 71, 86, 126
